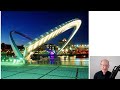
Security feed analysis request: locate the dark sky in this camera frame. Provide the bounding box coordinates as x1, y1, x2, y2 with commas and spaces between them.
1, 11, 88, 46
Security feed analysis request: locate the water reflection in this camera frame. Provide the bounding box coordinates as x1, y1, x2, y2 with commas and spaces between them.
58, 56, 89, 66
49, 55, 55, 64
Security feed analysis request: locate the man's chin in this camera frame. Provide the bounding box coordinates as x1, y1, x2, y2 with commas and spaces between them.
102, 70, 107, 73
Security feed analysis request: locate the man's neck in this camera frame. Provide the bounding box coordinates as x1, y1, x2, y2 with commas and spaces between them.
102, 70, 107, 75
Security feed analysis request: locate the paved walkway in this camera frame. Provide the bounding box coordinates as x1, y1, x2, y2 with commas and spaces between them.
1, 65, 88, 79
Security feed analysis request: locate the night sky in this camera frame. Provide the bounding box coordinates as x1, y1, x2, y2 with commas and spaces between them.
1, 11, 88, 46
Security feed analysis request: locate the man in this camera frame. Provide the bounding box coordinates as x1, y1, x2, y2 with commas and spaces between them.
94, 59, 111, 79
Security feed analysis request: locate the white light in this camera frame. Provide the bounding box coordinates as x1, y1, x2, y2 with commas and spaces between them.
59, 25, 61, 27
46, 32, 49, 34
54, 27, 57, 29
66, 48, 68, 52
35, 38, 38, 40
51, 29, 53, 31
62, 23, 64, 26
28, 42, 32, 45
40, 35, 44, 37
34, 41, 39, 49
30, 52, 34, 55
19, 58, 23, 60
38, 38, 44, 46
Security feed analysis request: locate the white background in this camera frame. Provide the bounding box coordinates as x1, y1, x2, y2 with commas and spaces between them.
0, 11, 1, 78
89, 11, 120, 79
89, 11, 120, 56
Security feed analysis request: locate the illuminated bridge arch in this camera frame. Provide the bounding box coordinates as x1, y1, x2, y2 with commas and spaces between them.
10, 18, 82, 62
9, 31, 32, 62
24, 18, 82, 61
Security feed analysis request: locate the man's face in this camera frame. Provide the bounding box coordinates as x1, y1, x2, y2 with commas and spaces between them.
100, 60, 109, 73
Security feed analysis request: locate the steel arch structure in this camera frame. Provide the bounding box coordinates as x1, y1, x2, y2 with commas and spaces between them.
9, 31, 32, 63
10, 18, 82, 62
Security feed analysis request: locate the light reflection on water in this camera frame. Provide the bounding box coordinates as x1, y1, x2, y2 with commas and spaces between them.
58, 56, 89, 66
1, 55, 89, 66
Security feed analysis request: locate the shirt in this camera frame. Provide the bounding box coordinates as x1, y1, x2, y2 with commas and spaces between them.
94, 71, 111, 79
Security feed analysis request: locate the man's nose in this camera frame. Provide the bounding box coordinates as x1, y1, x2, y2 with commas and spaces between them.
103, 66, 106, 68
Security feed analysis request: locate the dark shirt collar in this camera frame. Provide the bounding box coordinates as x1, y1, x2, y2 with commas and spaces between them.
100, 70, 108, 76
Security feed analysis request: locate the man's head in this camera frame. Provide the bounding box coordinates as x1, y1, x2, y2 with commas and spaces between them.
100, 59, 110, 74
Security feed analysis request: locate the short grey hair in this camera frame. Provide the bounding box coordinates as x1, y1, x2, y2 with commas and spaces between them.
100, 59, 109, 65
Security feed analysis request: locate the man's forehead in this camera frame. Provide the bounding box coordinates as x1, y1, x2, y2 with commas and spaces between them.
101, 59, 109, 64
